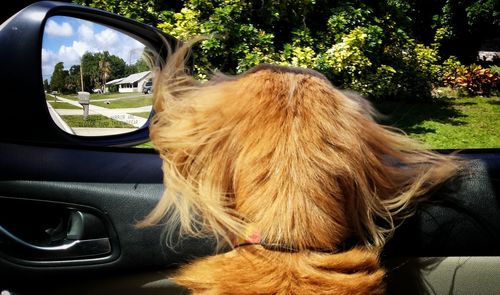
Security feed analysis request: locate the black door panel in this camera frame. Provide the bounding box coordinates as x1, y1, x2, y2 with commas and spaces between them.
0, 142, 163, 183
0, 198, 114, 264
0, 143, 215, 292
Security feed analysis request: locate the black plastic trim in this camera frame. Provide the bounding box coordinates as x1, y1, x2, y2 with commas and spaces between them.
0, 197, 120, 266
0, 1, 176, 147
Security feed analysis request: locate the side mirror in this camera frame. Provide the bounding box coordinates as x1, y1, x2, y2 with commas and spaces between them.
0, 1, 176, 146
41, 15, 155, 137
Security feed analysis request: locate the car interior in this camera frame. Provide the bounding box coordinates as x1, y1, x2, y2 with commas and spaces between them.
0, 1, 499, 294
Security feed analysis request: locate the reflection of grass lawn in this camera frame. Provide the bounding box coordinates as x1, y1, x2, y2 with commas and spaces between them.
92, 96, 152, 108
61, 115, 134, 128
91, 92, 142, 99
130, 112, 151, 119
59, 92, 143, 101
49, 102, 81, 109
58, 94, 79, 100
376, 95, 500, 149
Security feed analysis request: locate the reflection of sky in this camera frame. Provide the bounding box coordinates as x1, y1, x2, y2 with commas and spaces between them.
42, 16, 145, 81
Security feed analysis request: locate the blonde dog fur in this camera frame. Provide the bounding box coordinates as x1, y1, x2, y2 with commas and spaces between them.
138, 40, 460, 294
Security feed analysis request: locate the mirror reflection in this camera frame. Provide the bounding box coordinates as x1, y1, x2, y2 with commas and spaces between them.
42, 16, 153, 137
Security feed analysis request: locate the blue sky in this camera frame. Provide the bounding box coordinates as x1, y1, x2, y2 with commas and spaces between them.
42, 16, 145, 81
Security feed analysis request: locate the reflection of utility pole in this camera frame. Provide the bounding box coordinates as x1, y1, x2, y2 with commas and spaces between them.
80, 58, 84, 91
128, 47, 144, 65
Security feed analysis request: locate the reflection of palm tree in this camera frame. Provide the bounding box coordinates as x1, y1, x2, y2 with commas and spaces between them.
99, 55, 111, 92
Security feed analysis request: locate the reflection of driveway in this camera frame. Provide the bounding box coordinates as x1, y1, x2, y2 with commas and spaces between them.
50, 95, 150, 128
72, 128, 137, 136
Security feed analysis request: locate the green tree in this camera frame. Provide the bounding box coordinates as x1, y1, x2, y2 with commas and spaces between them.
108, 54, 126, 80
73, 0, 182, 26
99, 52, 112, 91
81, 51, 127, 92
81, 52, 100, 92
50, 62, 68, 93
43, 79, 50, 92
64, 65, 82, 93
436, 0, 500, 63
74, 0, 497, 100
134, 57, 150, 72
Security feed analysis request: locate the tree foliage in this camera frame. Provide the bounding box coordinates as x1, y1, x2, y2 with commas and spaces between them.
50, 51, 130, 93
43, 79, 51, 92
65, 65, 82, 93
50, 62, 68, 93
74, 0, 499, 100
80, 51, 127, 92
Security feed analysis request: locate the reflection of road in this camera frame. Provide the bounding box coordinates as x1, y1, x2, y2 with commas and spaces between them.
49, 94, 150, 128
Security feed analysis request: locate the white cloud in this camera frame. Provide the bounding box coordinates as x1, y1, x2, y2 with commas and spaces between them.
42, 48, 57, 80
58, 41, 95, 65
42, 18, 146, 80
41, 48, 55, 64
78, 23, 94, 41
95, 28, 119, 48
45, 19, 73, 37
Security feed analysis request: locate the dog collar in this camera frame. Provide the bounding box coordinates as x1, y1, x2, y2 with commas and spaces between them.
234, 224, 262, 246
233, 224, 341, 253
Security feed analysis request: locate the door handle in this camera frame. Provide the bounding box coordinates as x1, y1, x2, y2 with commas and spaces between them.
0, 210, 111, 261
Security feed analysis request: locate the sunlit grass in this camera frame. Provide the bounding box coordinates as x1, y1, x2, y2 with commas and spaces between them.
89, 92, 142, 99
59, 92, 146, 101
134, 141, 155, 149
129, 112, 151, 119
376, 94, 500, 149
49, 101, 81, 109
91, 96, 152, 109
130, 89, 500, 150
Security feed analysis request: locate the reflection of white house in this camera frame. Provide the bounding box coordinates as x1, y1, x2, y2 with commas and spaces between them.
106, 71, 151, 93
478, 38, 500, 62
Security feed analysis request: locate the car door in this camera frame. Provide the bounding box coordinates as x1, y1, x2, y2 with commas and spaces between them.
0, 2, 212, 294
1, 2, 500, 295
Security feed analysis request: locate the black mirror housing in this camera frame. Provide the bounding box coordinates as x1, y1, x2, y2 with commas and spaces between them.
0, 1, 176, 147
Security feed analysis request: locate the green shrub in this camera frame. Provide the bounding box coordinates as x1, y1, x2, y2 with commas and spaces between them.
490, 65, 500, 75
444, 64, 500, 96
78, 0, 485, 101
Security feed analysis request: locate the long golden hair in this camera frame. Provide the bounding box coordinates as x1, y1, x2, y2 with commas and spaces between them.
138, 40, 461, 252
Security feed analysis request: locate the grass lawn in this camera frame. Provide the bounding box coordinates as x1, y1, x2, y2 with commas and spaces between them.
89, 92, 139, 99
129, 112, 151, 119
57, 94, 79, 100
59, 92, 144, 101
49, 101, 81, 109
135, 141, 155, 149
61, 115, 134, 128
131, 90, 499, 150
376, 95, 500, 149
92, 96, 153, 108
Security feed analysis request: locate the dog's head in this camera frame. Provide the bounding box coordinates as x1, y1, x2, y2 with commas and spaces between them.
139, 41, 460, 251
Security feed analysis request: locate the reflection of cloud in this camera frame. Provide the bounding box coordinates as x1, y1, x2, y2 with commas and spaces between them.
42, 17, 146, 80
78, 23, 94, 41
45, 19, 73, 37
42, 48, 57, 81
41, 48, 55, 64
59, 41, 94, 64
96, 28, 119, 47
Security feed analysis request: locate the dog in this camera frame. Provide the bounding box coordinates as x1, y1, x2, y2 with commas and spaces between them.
138, 40, 461, 294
